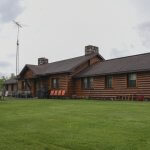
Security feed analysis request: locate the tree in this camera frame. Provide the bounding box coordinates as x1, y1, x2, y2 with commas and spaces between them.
0, 76, 6, 91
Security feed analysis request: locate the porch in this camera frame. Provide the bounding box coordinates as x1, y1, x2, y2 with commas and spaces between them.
18, 77, 49, 98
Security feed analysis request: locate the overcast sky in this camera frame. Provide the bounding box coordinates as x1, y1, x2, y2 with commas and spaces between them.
0, 0, 150, 77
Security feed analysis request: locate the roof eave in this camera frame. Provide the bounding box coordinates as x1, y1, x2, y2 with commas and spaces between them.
75, 69, 150, 78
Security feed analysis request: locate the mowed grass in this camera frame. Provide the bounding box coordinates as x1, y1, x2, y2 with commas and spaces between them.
0, 99, 150, 150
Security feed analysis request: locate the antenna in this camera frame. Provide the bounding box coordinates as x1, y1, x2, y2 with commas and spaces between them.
13, 20, 23, 76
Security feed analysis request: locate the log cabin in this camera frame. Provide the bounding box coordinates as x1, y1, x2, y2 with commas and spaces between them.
5, 45, 150, 100
17, 45, 104, 98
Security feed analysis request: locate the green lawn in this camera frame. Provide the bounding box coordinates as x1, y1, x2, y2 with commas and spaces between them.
0, 99, 150, 150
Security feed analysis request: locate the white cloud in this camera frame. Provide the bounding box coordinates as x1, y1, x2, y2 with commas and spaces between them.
138, 21, 150, 48
129, 0, 150, 49
0, 61, 11, 68
0, 0, 150, 76
0, 0, 24, 23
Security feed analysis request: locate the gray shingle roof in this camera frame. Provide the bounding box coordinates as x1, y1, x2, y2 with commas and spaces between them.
5, 78, 17, 85
20, 53, 103, 76
76, 52, 150, 77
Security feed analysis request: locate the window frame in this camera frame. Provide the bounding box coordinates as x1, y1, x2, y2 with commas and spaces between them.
127, 73, 137, 88
105, 75, 113, 89
82, 77, 93, 90
51, 78, 59, 89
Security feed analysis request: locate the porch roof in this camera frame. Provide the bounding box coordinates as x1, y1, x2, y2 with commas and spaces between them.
4, 78, 17, 85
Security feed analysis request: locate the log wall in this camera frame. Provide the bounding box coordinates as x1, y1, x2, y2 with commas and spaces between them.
74, 72, 150, 99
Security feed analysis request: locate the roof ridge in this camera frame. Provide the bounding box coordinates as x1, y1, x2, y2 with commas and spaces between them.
47, 53, 97, 65
27, 55, 88, 68
25, 53, 103, 68
105, 51, 150, 62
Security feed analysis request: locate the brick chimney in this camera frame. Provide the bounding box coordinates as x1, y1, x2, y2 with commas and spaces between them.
38, 57, 48, 65
85, 45, 99, 55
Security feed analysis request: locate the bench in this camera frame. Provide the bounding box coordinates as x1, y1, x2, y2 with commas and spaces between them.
50, 90, 66, 98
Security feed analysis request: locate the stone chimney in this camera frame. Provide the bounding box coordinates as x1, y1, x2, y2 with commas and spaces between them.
38, 57, 48, 65
85, 45, 99, 55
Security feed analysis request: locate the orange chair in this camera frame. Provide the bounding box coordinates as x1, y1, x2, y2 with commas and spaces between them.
50, 90, 55, 96
54, 90, 58, 96
62, 90, 65, 96
58, 90, 62, 96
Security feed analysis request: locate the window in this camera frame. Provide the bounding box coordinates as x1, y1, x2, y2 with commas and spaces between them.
128, 73, 137, 88
105, 76, 113, 88
22, 81, 25, 90
82, 77, 93, 89
51, 78, 59, 89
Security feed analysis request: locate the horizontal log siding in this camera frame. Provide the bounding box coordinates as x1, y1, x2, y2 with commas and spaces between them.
18, 80, 22, 91
49, 74, 71, 96
68, 75, 75, 96
74, 72, 150, 99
